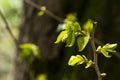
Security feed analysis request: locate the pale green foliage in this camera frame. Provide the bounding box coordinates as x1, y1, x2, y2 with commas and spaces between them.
100, 73, 107, 77
77, 32, 90, 51
38, 11, 45, 16
85, 60, 93, 68
37, 73, 47, 80
68, 55, 93, 68
38, 6, 46, 16
68, 55, 85, 66
65, 13, 77, 22
19, 43, 40, 58
96, 43, 117, 58
55, 21, 81, 47
83, 19, 93, 33
55, 18, 92, 51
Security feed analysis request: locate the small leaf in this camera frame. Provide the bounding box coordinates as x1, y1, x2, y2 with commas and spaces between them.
55, 31, 68, 44
68, 55, 85, 66
66, 31, 75, 47
77, 33, 90, 51
83, 19, 93, 33
82, 55, 88, 62
100, 73, 107, 77
101, 49, 111, 58
96, 43, 117, 58
96, 46, 102, 52
65, 13, 77, 22
85, 60, 93, 68
38, 11, 45, 16
19, 43, 40, 58
103, 43, 117, 52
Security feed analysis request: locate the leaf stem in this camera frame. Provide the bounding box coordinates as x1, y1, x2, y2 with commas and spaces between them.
90, 22, 102, 80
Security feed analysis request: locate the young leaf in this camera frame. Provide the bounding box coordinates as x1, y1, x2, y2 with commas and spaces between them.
96, 43, 117, 58
101, 49, 111, 58
54, 31, 68, 44
85, 60, 93, 68
103, 43, 117, 52
66, 31, 75, 47
19, 43, 40, 58
68, 55, 85, 66
38, 11, 45, 16
83, 19, 93, 33
77, 33, 90, 51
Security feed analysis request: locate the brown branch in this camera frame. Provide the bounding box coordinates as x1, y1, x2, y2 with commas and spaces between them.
25, 0, 64, 23
0, 10, 18, 46
90, 22, 102, 80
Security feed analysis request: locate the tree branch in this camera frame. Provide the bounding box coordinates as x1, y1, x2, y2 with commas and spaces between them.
0, 10, 18, 46
25, 0, 64, 23
90, 22, 102, 80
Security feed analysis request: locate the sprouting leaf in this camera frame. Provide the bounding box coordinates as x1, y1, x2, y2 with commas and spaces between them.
68, 55, 85, 66
96, 46, 102, 52
19, 43, 40, 58
103, 43, 117, 52
83, 19, 93, 33
37, 73, 47, 80
85, 60, 93, 68
100, 73, 107, 77
65, 13, 77, 22
72, 22, 81, 31
66, 31, 75, 47
96, 43, 117, 58
54, 31, 68, 44
77, 33, 90, 51
38, 11, 45, 16
101, 49, 111, 58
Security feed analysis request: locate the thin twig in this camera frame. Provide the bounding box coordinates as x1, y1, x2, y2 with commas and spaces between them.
90, 22, 102, 80
25, 0, 64, 23
0, 10, 18, 45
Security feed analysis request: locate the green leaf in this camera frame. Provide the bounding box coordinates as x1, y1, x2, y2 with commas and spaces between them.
101, 49, 111, 58
103, 43, 117, 52
100, 73, 107, 77
96, 43, 117, 58
65, 13, 77, 22
83, 19, 93, 33
85, 60, 93, 68
68, 55, 85, 66
38, 11, 45, 16
66, 31, 75, 47
77, 33, 90, 51
54, 31, 68, 44
72, 22, 81, 31
19, 43, 40, 58
96, 46, 102, 52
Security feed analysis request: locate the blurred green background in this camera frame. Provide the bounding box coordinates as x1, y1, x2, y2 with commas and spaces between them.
0, 0, 22, 80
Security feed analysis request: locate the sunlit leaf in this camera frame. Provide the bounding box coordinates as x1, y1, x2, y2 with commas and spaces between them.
65, 13, 77, 22
66, 31, 75, 47
38, 11, 45, 16
100, 73, 107, 77
101, 49, 111, 58
85, 60, 93, 68
83, 19, 93, 33
96, 43, 117, 58
37, 73, 47, 80
68, 55, 85, 66
19, 43, 40, 58
77, 33, 90, 51
54, 31, 68, 44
